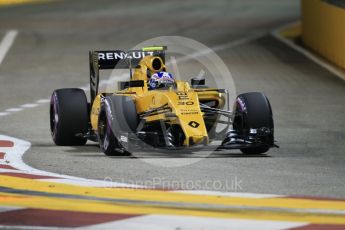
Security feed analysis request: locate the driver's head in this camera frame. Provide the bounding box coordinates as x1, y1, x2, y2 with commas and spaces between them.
148, 72, 174, 90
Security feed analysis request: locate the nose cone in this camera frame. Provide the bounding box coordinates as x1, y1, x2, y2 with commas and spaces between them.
171, 92, 208, 146
189, 136, 208, 146
178, 118, 208, 146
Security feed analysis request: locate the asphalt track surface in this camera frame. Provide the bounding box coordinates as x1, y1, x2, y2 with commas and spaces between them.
0, 0, 345, 198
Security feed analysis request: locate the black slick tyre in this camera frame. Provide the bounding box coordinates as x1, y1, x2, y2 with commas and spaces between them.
233, 92, 274, 154
98, 95, 138, 156
50, 88, 88, 146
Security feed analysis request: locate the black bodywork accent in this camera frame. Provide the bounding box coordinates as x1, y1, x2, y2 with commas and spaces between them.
118, 80, 145, 90
191, 77, 205, 87
219, 128, 276, 150
138, 103, 172, 119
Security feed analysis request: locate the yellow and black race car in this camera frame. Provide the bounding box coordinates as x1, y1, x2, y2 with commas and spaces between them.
50, 46, 277, 156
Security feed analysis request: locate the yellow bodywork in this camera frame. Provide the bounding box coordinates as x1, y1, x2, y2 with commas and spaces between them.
90, 56, 226, 147
302, 0, 345, 69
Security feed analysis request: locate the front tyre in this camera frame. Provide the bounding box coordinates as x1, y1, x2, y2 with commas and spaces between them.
98, 96, 138, 156
233, 92, 274, 154
50, 88, 88, 146
98, 105, 121, 156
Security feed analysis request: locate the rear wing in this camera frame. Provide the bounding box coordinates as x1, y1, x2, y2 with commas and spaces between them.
89, 47, 166, 103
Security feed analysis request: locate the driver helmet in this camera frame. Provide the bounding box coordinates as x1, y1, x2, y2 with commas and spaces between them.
148, 71, 174, 90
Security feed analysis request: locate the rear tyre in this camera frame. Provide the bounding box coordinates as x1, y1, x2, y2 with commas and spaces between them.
233, 92, 274, 154
98, 96, 138, 156
50, 88, 88, 146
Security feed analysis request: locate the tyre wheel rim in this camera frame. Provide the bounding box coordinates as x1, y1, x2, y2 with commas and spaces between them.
50, 95, 59, 139
104, 131, 109, 150
98, 115, 109, 150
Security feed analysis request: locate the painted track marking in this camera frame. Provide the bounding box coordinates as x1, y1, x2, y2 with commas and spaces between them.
5, 107, 23, 112
20, 103, 39, 108
1, 136, 345, 219
0, 30, 17, 66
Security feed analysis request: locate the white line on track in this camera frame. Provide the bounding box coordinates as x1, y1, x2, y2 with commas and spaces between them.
5, 108, 23, 112
20, 103, 39, 108
0, 133, 286, 195
35, 99, 50, 104
0, 30, 18, 66
82, 214, 307, 230
0, 134, 144, 188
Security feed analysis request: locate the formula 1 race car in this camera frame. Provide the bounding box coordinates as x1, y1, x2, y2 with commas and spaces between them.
50, 46, 277, 155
